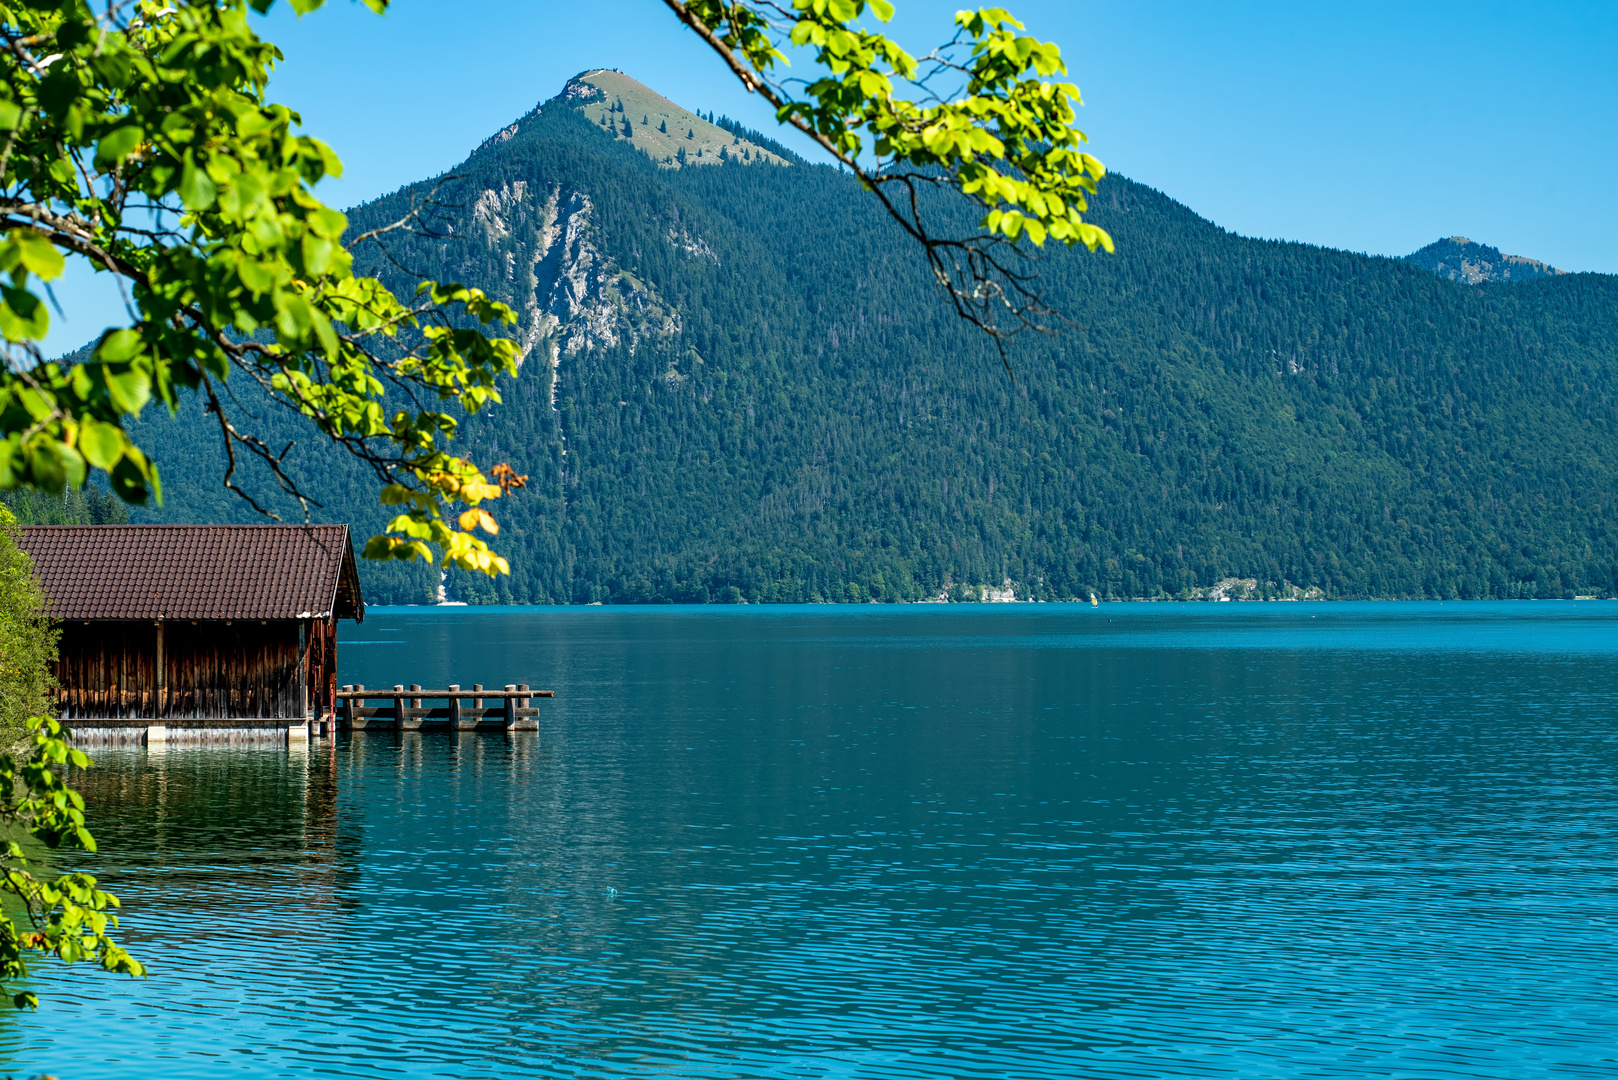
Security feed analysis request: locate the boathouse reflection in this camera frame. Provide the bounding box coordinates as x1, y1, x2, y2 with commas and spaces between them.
71, 733, 562, 942
72, 740, 356, 933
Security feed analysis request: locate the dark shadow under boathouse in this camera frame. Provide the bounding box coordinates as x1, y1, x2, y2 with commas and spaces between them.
19, 524, 363, 744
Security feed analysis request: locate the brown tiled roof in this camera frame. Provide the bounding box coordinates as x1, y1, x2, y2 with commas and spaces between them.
18, 525, 364, 622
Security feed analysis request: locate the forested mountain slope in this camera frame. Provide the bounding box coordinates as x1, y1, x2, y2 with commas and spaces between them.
126, 73, 1618, 604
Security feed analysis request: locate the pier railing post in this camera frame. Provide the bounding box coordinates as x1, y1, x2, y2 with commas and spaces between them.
342, 685, 355, 730
513, 683, 536, 731
393, 684, 405, 728
448, 684, 461, 729
503, 684, 517, 729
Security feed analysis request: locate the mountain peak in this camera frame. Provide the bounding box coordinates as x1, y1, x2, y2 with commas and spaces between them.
554, 69, 792, 170
1403, 236, 1565, 285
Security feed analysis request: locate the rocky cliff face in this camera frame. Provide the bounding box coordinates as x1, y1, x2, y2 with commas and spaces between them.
443, 70, 774, 387
462, 178, 686, 386
1403, 236, 1565, 284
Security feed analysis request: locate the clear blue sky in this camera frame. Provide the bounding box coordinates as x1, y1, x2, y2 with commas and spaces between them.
41, 0, 1618, 352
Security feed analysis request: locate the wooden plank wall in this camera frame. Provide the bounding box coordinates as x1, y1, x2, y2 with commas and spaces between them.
307, 617, 336, 721
55, 620, 321, 721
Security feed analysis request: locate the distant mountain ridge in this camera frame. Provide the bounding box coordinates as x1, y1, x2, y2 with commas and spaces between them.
1403, 236, 1566, 284
121, 72, 1618, 605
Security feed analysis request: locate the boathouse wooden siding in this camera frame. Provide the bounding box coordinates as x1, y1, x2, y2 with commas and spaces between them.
19, 525, 362, 724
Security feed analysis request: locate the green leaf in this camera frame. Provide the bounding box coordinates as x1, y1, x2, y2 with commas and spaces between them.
276, 293, 314, 340
29, 439, 86, 491
238, 258, 278, 294
179, 161, 217, 211
11, 230, 64, 280
868, 0, 894, 20
302, 233, 334, 275
95, 328, 144, 363
78, 419, 125, 471
110, 454, 156, 506
102, 366, 152, 415
94, 125, 144, 169
0, 286, 48, 341
308, 305, 339, 358
308, 206, 348, 239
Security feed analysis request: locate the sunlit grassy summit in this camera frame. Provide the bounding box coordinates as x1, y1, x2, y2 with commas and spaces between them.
563, 69, 791, 170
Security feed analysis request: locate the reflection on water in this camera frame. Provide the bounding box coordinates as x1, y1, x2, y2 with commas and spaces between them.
6, 603, 1618, 1078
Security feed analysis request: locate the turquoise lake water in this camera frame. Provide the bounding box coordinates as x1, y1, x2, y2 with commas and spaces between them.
5, 602, 1617, 1077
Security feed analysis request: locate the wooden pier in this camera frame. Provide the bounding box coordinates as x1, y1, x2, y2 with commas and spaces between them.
337, 684, 553, 732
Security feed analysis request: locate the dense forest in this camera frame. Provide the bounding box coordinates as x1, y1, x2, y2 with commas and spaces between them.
4, 485, 130, 527
110, 73, 1618, 605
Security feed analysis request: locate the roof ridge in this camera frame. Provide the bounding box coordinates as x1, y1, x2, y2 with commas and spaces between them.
19, 523, 348, 529
17, 524, 363, 621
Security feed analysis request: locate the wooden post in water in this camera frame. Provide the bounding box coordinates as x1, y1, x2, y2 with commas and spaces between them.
503, 684, 517, 728
516, 683, 536, 731
448, 684, 461, 729
393, 684, 406, 728
342, 685, 355, 729
467, 684, 483, 731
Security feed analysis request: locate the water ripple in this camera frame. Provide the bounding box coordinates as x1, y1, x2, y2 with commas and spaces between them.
4, 603, 1617, 1078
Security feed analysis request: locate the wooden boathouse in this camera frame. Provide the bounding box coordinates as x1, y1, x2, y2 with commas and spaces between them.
19, 524, 363, 740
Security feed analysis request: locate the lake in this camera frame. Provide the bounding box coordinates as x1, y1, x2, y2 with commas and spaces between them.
6, 602, 1618, 1078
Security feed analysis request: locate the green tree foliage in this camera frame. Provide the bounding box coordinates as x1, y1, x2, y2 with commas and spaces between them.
0, 0, 522, 575
0, 716, 144, 1009
123, 99, 1618, 604
0, 513, 135, 1008
0, 0, 1108, 580
0, 505, 54, 742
